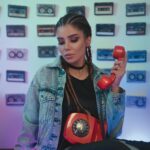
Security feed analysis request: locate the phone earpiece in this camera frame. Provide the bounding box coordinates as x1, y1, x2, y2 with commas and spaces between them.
97, 45, 126, 90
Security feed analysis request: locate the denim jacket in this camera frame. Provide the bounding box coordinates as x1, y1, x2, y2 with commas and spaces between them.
15, 57, 125, 150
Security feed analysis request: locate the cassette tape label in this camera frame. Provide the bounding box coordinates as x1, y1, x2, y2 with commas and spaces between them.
126, 22, 146, 35
6, 94, 25, 105
38, 46, 57, 58
37, 4, 55, 17
126, 3, 146, 16
96, 24, 115, 36
66, 6, 85, 16
37, 25, 56, 37
97, 49, 114, 61
6, 25, 26, 37
126, 96, 146, 108
94, 2, 113, 15
6, 70, 26, 82
127, 50, 147, 62
8, 5, 27, 18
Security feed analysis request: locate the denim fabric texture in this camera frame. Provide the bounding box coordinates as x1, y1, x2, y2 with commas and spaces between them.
15, 57, 125, 150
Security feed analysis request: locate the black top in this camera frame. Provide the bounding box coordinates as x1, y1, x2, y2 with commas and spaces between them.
57, 75, 99, 150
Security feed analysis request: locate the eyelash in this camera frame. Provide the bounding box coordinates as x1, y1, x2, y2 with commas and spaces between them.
58, 37, 79, 45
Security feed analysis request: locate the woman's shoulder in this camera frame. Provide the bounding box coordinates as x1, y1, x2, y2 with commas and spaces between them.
92, 63, 104, 75
34, 57, 63, 79
38, 57, 61, 72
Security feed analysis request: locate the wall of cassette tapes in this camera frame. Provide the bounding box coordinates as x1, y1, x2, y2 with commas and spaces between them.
0, 0, 150, 148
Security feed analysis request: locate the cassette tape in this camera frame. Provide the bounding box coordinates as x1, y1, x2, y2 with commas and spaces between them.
37, 25, 56, 37
8, 5, 28, 18
6, 94, 25, 105
97, 49, 114, 61
127, 50, 147, 63
102, 68, 111, 74
126, 22, 146, 35
94, 2, 113, 15
6, 25, 26, 37
38, 46, 57, 58
37, 4, 55, 17
96, 24, 115, 36
66, 6, 85, 16
7, 48, 28, 60
127, 70, 146, 82
126, 3, 146, 17
126, 96, 146, 108
6, 70, 26, 82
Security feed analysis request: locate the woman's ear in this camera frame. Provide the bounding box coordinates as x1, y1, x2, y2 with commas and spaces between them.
86, 36, 91, 47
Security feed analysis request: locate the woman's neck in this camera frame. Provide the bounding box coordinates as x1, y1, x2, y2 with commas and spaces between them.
68, 65, 89, 80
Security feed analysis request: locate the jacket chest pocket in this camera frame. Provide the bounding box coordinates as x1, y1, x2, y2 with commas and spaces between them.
39, 88, 56, 103
38, 88, 57, 123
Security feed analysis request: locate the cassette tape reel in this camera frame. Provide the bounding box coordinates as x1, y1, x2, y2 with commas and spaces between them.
127, 70, 146, 82
37, 4, 55, 16
6, 94, 25, 105
126, 96, 146, 108
38, 46, 57, 58
7, 48, 27, 60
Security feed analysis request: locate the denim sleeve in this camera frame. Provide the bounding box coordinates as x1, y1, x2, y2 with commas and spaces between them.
15, 79, 39, 149
106, 88, 125, 138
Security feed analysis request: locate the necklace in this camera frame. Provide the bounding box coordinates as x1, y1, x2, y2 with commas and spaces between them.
68, 62, 86, 70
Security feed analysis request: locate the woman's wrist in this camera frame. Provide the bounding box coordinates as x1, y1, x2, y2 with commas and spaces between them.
111, 86, 120, 93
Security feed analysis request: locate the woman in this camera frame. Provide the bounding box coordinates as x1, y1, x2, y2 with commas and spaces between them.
15, 13, 127, 150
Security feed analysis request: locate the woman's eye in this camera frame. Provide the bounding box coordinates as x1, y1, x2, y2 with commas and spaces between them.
58, 40, 64, 45
71, 37, 79, 43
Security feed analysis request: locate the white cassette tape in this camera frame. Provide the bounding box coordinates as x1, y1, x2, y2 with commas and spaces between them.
7, 48, 28, 60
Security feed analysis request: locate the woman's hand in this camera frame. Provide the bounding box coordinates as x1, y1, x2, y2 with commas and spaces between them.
111, 55, 127, 92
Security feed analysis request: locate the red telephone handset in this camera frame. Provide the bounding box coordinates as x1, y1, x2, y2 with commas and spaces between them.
97, 45, 126, 90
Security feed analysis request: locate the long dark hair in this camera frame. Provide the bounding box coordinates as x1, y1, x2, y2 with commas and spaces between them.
56, 13, 93, 113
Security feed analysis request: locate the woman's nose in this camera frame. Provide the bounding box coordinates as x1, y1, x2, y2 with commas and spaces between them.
64, 41, 70, 50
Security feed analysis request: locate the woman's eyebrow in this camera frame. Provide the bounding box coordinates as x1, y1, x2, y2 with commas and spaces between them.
68, 34, 79, 38
57, 34, 79, 39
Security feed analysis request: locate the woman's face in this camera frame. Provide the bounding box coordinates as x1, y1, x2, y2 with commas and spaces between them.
56, 24, 91, 66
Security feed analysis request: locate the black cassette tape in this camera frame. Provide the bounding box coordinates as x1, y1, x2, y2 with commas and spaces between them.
66, 6, 85, 16
102, 68, 111, 74
6, 94, 25, 105
126, 3, 146, 17
8, 5, 27, 18
126, 96, 146, 108
7, 48, 28, 60
94, 2, 113, 15
97, 49, 114, 61
127, 70, 146, 82
126, 22, 146, 35
96, 24, 115, 36
37, 4, 55, 17
6, 70, 26, 82
127, 50, 147, 63
6, 25, 26, 37
38, 46, 57, 58
37, 25, 56, 37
